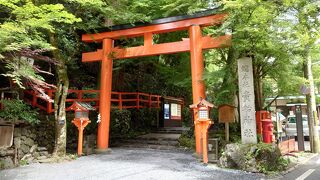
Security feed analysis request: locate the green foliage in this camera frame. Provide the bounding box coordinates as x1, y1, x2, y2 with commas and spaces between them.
220, 143, 289, 174
110, 109, 131, 136
0, 99, 39, 124
0, 0, 80, 53
0, 160, 4, 169
156, 0, 209, 17
182, 107, 192, 127
221, 0, 298, 96
253, 143, 289, 173
0, 0, 81, 88
178, 129, 195, 149
109, 109, 160, 139
202, 0, 320, 110
130, 109, 158, 130
19, 159, 28, 166
2, 57, 45, 89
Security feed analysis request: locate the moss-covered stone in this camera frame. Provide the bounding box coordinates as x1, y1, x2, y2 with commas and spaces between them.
219, 143, 289, 173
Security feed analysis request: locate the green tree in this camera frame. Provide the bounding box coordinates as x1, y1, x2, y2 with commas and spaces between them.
281, 0, 320, 153
218, 0, 301, 110
0, 0, 81, 156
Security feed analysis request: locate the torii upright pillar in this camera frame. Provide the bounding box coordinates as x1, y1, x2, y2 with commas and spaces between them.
97, 38, 113, 151
189, 25, 206, 155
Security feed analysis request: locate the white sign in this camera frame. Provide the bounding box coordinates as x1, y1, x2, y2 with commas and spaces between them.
164, 104, 170, 119
170, 103, 181, 119
171, 103, 178, 116
238, 57, 257, 144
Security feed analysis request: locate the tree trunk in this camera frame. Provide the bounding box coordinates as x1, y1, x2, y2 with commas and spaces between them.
49, 33, 69, 156
253, 64, 263, 111
304, 50, 320, 153
220, 47, 237, 105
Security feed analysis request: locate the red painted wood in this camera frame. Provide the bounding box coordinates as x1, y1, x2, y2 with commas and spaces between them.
82, 49, 103, 62
189, 25, 206, 155
136, 94, 140, 110
82, 14, 227, 42
47, 89, 53, 113
82, 35, 231, 62
119, 94, 123, 110
23, 89, 163, 113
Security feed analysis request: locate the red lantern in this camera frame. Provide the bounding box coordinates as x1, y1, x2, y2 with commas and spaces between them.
189, 98, 215, 163
67, 101, 95, 155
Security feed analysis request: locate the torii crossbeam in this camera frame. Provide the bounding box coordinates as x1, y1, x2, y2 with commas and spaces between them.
82, 10, 231, 155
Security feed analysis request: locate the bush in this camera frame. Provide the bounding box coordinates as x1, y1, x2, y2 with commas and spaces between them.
130, 109, 158, 130
254, 143, 289, 173
110, 109, 131, 136
178, 131, 195, 149
0, 99, 39, 124
182, 107, 192, 127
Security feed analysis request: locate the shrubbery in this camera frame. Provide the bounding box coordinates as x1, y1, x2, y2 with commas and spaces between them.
130, 109, 158, 130
0, 99, 39, 124
178, 129, 195, 149
110, 109, 131, 136
219, 143, 289, 174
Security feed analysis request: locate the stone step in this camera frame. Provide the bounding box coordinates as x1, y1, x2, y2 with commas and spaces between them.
37, 147, 47, 152
151, 127, 189, 134
121, 139, 179, 146
133, 133, 180, 141
151, 130, 183, 134
113, 129, 187, 151
119, 143, 182, 151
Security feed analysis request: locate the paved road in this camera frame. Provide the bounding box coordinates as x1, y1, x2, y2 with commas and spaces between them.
0, 148, 264, 180
281, 154, 320, 180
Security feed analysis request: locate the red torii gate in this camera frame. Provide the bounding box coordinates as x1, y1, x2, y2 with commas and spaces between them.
82, 11, 231, 155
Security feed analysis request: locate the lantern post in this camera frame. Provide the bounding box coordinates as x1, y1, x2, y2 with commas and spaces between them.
190, 98, 214, 163
67, 101, 95, 156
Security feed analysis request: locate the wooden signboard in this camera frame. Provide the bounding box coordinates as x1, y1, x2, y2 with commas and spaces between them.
218, 104, 236, 142
218, 104, 236, 123
0, 125, 14, 147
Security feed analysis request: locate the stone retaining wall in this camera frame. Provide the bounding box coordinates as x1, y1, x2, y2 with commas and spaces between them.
0, 116, 55, 169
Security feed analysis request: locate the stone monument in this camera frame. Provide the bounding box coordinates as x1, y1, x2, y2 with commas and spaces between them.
237, 57, 257, 144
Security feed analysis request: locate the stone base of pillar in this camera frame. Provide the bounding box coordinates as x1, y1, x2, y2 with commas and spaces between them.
192, 152, 202, 159
95, 148, 112, 154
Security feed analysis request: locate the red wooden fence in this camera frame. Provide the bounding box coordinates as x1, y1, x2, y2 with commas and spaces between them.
23, 89, 161, 113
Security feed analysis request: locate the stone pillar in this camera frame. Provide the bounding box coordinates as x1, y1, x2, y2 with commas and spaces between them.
238, 57, 257, 144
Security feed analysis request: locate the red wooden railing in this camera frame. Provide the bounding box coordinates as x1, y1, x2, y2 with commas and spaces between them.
23, 89, 161, 114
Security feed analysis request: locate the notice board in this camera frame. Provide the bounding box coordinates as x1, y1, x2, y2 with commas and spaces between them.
0, 125, 14, 147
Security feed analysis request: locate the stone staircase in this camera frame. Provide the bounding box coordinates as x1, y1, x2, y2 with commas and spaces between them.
116, 127, 189, 150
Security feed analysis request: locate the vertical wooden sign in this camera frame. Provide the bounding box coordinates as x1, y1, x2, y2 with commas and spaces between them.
238, 57, 257, 144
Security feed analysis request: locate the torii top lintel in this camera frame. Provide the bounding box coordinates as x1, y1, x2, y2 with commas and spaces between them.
82, 10, 231, 61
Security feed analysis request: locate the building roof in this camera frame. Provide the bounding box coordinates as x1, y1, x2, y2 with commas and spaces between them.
190, 99, 215, 109
67, 101, 96, 111
265, 96, 306, 101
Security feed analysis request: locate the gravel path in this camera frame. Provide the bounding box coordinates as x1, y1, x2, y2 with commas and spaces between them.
0, 148, 264, 180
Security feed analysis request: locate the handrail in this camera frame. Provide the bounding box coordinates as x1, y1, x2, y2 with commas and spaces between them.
23, 89, 163, 113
